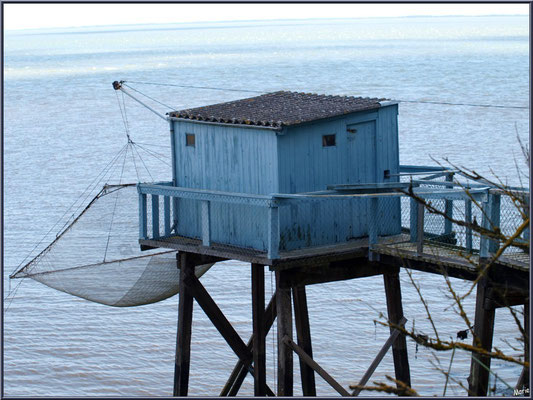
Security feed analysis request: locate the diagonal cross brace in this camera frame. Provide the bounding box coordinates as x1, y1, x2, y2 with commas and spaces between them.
184, 273, 275, 395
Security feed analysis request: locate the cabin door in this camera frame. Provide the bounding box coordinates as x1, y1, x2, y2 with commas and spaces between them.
346, 120, 377, 238
346, 120, 377, 184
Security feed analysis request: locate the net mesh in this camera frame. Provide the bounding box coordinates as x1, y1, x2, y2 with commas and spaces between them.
11, 184, 212, 307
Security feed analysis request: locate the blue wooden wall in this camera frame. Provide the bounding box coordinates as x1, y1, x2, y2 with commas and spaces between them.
276, 104, 401, 250
170, 103, 401, 253
172, 121, 278, 250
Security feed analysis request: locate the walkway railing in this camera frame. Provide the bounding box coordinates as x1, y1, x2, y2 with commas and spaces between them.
137, 167, 529, 260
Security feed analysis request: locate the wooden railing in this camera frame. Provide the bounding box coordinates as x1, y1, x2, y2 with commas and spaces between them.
137, 171, 529, 260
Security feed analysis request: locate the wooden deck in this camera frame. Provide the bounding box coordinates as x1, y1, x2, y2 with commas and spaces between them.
140, 233, 528, 288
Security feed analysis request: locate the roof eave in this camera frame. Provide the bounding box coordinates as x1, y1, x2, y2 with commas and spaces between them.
168, 116, 283, 131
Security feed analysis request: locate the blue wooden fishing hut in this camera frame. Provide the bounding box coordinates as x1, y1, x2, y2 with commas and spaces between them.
140, 91, 402, 256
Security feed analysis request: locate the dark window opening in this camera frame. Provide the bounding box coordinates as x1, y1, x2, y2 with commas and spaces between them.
186, 133, 195, 147
322, 134, 336, 147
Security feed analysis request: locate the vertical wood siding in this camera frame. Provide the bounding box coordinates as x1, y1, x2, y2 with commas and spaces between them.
172, 121, 278, 250
276, 105, 400, 251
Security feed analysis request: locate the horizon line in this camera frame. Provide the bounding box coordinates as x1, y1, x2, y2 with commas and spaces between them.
5, 13, 528, 33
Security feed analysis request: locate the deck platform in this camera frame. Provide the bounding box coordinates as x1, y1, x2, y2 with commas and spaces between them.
141, 233, 528, 290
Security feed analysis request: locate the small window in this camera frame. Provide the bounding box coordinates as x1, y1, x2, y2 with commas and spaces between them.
186, 133, 195, 147
322, 134, 336, 147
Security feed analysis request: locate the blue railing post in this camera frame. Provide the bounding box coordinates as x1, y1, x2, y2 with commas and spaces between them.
201, 200, 211, 246
368, 197, 379, 261
465, 199, 473, 253
410, 198, 418, 243
444, 173, 454, 236
488, 193, 501, 254
479, 198, 491, 258
416, 201, 424, 254
152, 195, 160, 239
268, 202, 279, 259
139, 192, 148, 240
164, 196, 171, 236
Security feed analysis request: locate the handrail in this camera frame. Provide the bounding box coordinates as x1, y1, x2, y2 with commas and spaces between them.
137, 177, 526, 261
138, 183, 275, 207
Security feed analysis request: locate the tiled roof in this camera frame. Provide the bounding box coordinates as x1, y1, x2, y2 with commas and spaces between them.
169, 91, 386, 128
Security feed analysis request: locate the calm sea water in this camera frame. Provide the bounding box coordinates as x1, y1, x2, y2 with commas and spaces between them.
4, 16, 529, 396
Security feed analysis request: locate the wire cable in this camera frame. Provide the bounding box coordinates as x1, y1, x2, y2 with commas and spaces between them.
124, 80, 266, 94
122, 82, 178, 110
123, 80, 528, 110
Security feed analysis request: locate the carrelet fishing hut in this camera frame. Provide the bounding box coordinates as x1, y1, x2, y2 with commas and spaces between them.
138, 90, 402, 257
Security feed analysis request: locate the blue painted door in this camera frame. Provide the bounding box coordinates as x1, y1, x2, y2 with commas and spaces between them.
346, 120, 377, 238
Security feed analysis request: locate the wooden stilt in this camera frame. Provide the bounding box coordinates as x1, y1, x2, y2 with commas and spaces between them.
468, 277, 496, 396
293, 286, 316, 396
252, 263, 267, 396
524, 301, 529, 388
383, 271, 411, 390
277, 271, 293, 396
221, 293, 277, 396
516, 300, 529, 391
174, 252, 195, 397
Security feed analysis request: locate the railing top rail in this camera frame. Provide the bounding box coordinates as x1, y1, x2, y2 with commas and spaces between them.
138, 183, 275, 206
399, 164, 451, 173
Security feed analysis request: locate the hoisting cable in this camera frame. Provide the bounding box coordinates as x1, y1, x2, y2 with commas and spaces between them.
121, 82, 178, 111
395, 98, 529, 110
113, 81, 168, 121
124, 80, 266, 94
131, 143, 154, 181
115, 90, 132, 140
133, 142, 172, 167
121, 80, 528, 110
129, 142, 141, 181
103, 141, 129, 263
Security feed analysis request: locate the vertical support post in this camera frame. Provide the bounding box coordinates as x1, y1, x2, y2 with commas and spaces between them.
276, 271, 293, 396
292, 286, 316, 396
164, 196, 171, 236
268, 203, 280, 259
174, 252, 195, 397
252, 264, 266, 396
368, 197, 379, 261
444, 173, 454, 235
465, 199, 473, 253
516, 300, 529, 391
488, 194, 501, 254
479, 198, 491, 258
523, 300, 529, 388
468, 276, 496, 396
523, 297, 530, 388
139, 192, 147, 239
152, 194, 160, 239
383, 272, 411, 390
201, 200, 211, 246
416, 202, 424, 254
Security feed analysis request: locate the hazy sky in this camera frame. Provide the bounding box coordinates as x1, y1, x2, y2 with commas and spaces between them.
4, 3, 529, 31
